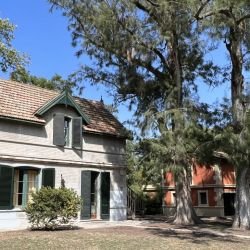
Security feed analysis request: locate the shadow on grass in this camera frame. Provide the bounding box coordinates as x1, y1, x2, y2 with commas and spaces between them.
145, 227, 241, 246
142, 215, 234, 234
29, 225, 81, 232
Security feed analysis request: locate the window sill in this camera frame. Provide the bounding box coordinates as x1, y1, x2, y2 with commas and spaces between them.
197, 204, 209, 207
0, 207, 24, 212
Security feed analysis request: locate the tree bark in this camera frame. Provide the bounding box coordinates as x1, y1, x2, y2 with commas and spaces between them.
169, 8, 201, 225
232, 167, 250, 229
226, 26, 244, 130
174, 167, 202, 225
226, 24, 250, 229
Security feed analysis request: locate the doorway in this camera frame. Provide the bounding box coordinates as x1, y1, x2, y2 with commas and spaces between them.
81, 170, 110, 220
90, 172, 99, 219
223, 193, 235, 216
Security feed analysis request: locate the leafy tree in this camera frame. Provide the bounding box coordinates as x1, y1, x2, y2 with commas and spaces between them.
49, 0, 220, 224
10, 67, 74, 90
0, 18, 26, 72
194, 0, 250, 229
126, 140, 162, 197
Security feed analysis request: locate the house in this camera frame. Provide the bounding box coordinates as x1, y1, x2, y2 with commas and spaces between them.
163, 159, 236, 217
0, 79, 128, 230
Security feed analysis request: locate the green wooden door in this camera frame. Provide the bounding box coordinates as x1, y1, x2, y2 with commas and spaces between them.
81, 171, 91, 219
101, 172, 110, 220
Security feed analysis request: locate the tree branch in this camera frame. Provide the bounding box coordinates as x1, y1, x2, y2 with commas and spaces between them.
194, 0, 211, 20
195, 8, 233, 20
115, 17, 169, 71
133, 0, 160, 25
237, 14, 250, 25
145, 0, 160, 7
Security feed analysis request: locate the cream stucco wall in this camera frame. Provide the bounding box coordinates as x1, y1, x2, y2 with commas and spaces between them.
0, 104, 127, 229
0, 105, 126, 167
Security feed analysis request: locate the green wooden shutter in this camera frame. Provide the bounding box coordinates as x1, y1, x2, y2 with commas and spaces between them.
72, 117, 82, 148
81, 171, 91, 219
53, 113, 65, 146
42, 168, 55, 188
0, 166, 14, 209
101, 172, 110, 220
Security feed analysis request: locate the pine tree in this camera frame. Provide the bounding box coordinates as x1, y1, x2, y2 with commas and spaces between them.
194, 0, 250, 229
49, 0, 219, 225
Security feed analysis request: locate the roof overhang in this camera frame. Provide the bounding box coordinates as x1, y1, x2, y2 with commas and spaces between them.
35, 89, 90, 124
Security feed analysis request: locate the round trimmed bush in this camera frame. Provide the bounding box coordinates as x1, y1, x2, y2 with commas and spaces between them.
25, 187, 82, 230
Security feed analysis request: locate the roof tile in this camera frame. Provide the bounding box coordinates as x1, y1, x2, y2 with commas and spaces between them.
0, 79, 126, 138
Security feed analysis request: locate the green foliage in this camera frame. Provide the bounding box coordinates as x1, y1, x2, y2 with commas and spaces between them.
126, 141, 144, 196
10, 67, 75, 91
25, 187, 82, 230
0, 18, 27, 72
213, 109, 250, 170
49, 0, 220, 110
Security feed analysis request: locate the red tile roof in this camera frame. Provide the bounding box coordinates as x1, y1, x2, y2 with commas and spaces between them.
0, 79, 127, 138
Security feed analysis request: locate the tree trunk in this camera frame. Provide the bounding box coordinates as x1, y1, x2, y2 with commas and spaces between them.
168, 8, 200, 225
233, 167, 250, 229
174, 167, 202, 225
226, 26, 244, 130
226, 25, 250, 230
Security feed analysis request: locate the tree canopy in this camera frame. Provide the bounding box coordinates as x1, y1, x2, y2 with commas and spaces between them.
0, 18, 26, 72
10, 67, 74, 91
48, 0, 250, 228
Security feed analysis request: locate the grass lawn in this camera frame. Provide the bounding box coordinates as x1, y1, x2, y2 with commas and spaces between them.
0, 226, 250, 250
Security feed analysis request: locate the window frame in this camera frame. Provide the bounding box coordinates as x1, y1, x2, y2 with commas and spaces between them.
171, 191, 176, 206
64, 116, 72, 147
53, 113, 83, 149
198, 190, 209, 206
12, 167, 40, 208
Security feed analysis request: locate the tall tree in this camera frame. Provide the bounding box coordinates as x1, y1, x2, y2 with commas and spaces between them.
0, 18, 26, 72
49, 0, 218, 224
194, 0, 250, 229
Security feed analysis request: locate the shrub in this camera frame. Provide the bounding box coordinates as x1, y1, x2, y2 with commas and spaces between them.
25, 187, 82, 230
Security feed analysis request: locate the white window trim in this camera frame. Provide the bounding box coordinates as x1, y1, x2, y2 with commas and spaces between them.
64, 116, 72, 148
198, 190, 209, 206
171, 191, 176, 206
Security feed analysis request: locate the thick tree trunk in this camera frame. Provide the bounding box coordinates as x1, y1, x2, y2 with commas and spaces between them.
233, 167, 250, 229
169, 9, 200, 225
226, 26, 250, 229
174, 167, 202, 225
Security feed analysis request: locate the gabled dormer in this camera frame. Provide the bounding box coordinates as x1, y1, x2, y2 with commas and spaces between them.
35, 88, 90, 149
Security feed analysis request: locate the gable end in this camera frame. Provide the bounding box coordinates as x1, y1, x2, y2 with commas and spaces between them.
35, 89, 90, 124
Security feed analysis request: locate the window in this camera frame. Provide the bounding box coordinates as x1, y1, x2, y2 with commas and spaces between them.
171, 192, 176, 206
64, 117, 71, 146
53, 114, 82, 148
198, 190, 208, 206
13, 169, 39, 207
0, 166, 55, 210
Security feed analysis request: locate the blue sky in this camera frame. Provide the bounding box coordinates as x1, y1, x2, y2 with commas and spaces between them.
0, 0, 231, 129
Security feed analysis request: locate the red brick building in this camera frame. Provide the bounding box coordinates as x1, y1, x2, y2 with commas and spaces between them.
163, 159, 236, 217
